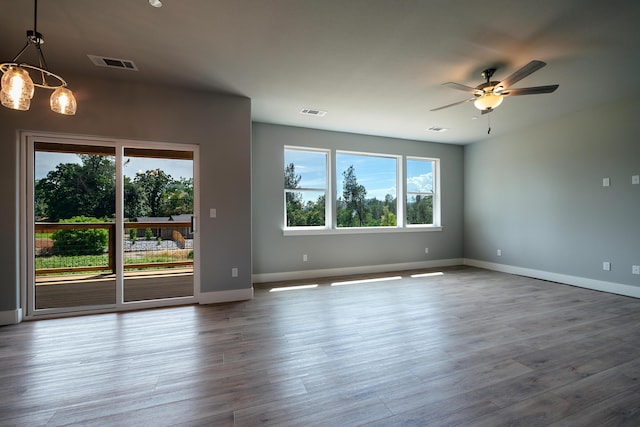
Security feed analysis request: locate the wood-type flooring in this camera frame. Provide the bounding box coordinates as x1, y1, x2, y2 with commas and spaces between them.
1, 266, 639, 426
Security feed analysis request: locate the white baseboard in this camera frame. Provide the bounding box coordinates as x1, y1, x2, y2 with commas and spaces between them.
252, 258, 464, 284
464, 258, 640, 299
199, 287, 254, 305
0, 308, 23, 326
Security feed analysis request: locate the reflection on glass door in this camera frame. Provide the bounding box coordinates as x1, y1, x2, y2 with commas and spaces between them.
33, 142, 117, 310
122, 148, 194, 302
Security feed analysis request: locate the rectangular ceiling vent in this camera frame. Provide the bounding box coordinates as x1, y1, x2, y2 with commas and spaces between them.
300, 108, 327, 117
88, 55, 138, 71
427, 126, 449, 133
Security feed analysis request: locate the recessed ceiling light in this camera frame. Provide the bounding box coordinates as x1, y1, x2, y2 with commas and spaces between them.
427, 126, 448, 132
300, 108, 327, 117
149, 0, 162, 7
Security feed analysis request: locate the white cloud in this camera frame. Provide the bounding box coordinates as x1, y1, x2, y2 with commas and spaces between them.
407, 172, 433, 193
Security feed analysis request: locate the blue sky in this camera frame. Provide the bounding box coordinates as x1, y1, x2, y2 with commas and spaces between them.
35, 152, 193, 180
285, 149, 433, 200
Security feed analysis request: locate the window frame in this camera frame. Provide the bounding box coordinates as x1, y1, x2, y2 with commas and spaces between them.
283, 146, 331, 230
335, 150, 401, 229
283, 147, 441, 236
405, 156, 439, 227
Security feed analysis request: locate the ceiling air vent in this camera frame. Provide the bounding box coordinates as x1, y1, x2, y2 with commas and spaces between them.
88, 55, 138, 71
300, 108, 327, 117
427, 126, 449, 132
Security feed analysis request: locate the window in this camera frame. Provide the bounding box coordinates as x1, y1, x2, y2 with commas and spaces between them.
406, 157, 436, 225
284, 147, 328, 227
283, 147, 440, 233
336, 152, 397, 227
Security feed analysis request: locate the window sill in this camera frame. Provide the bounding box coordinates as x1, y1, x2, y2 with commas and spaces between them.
283, 225, 443, 236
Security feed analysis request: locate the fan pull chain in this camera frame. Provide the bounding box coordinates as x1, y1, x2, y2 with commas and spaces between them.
487, 113, 491, 134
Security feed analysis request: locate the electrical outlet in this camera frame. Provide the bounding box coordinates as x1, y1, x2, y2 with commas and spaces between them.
497, 249, 502, 257
633, 265, 640, 275
210, 208, 216, 218
602, 262, 611, 271
231, 267, 238, 277
632, 175, 639, 185
303, 254, 308, 262
425, 248, 429, 254
602, 177, 610, 187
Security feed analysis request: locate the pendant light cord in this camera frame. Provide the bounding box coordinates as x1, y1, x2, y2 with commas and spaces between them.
34, 0, 38, 35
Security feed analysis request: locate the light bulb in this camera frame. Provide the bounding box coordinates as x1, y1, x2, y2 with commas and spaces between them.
0, 89, 30, 110
1, 66, 35, 110
50, 86, 77, 115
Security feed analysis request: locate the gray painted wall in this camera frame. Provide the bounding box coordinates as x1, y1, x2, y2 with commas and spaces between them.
252, 123, 464, 276
464, 95, 640, 287
0, 74, 252, 313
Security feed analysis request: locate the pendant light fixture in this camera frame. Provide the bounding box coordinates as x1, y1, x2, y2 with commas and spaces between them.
0, 0, 77, 115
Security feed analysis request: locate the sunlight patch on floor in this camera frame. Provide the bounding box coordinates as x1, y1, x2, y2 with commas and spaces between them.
331, 276, 402, 286
410, 272, 444, 278
269, 284, 318, 292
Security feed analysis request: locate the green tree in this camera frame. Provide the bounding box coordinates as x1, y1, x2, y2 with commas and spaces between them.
161, 177, 194, 215
340, 165, 367, 226
284, 163, 303, 226
124, 175, 145, 219
407, 195, 433, 224
36, 155, 116, 221
380, 206, 397, 226
134, 169, 172, 217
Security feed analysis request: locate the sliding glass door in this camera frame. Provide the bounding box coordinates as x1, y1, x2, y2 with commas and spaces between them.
122, 148, 194, 303
26, 135, 198, 316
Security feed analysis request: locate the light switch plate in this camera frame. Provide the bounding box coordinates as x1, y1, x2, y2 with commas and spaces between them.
633, 175, 639, 185
602, 177, 610, 187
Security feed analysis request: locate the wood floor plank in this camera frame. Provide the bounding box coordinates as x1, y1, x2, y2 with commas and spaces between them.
1, 266, 640, 426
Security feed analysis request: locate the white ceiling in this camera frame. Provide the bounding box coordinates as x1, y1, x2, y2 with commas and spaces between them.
2, 0, 640, 144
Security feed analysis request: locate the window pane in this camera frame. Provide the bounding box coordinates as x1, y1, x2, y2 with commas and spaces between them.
284, 149, 326, 189
336, 153, 397, 227
285, 190, 325, 226
406, 194, 433, 225
407, 159, 433, 193
284, 148, 328, 228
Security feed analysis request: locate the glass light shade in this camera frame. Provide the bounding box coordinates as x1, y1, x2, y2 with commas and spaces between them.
1, 66, 35, 110
474, 93, 504, 111
50, 86, 77, 115
0, 89, 31, 110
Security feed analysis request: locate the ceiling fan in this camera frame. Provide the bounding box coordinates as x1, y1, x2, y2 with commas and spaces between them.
430, 60, 559, 114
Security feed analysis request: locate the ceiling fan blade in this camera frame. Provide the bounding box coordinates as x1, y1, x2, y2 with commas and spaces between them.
502, 84, 559, 96
442, 82, 479, 93
497, 60, 546, 89
430, 97, 476, 111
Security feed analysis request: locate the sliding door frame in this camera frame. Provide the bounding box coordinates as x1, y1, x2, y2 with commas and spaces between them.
20, 131, 200, 319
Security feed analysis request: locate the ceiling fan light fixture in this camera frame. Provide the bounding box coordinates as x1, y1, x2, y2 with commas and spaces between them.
474, 92, 503, 111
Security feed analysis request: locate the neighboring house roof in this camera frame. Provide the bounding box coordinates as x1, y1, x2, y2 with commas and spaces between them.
169, 214, 193, 222
135, 215, 193, 222
136, 217, 170, 222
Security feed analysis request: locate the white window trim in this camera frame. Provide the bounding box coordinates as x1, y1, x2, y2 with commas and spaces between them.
406, 156, 439, 227
284, 146, 331, 228
283, 148, 442, 235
